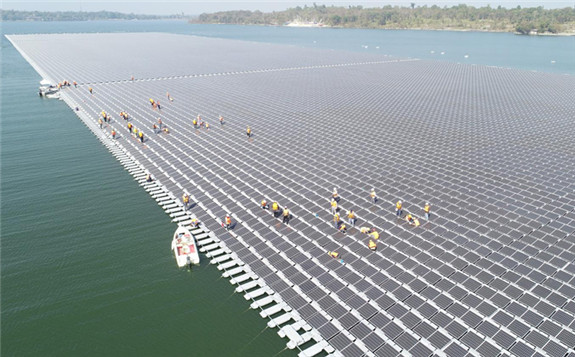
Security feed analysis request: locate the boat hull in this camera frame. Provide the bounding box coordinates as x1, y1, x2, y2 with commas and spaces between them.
172, 226, 200, 267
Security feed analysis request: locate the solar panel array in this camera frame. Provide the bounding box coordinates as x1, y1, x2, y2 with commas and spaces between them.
8, 33, 575, 356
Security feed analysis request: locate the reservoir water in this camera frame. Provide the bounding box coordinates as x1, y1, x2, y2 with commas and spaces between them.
1, 20, 573, 356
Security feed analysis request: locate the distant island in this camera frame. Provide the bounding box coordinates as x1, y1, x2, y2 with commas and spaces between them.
0, 10, 183, 22
193, 4, 575, 35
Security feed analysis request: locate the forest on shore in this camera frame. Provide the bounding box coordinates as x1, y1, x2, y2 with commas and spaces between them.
193, 4, 575, 35
0, 10, 181, 21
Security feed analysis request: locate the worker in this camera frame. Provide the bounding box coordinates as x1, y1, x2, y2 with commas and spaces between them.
111, 129, 116, 139
190, 216, 199, 228
396, 200, 403, 217
272, 201, 280, 217
149, 98, 155, 106
282, 207, 290, 224
368, 240, 377, 251
182, 193, 190, 209
133, 128, 138, 138
153, 123, 159, 133
406, 214, 420, 227
347, 210, 356, 227
127, 122, 133, 133
163, 127, 170, 134
131, 75, 134, 81
205, 122, 210, 130
246, 126, 252, 138
224, 214, 232, 230
146, 173, 153, 182
158, 118, 162, 128
328, 251, 339, 259
360, 227, 371, 234
332, 188, 340, 202
219, 115, 224, 125
98, 118, 103, 128
333, 212, 341, 229
156, 101, 161, 110
166, 92, 173, 102
339, 223, 347, 234
330, 198, 338, 215
89, 87, 93, 94
192, 118, 198, 128
369, 228, 380, 240
424, 202, 431, 220
73, 81, 77, 88
261, 199, 269, 210
370, 188, 377, 203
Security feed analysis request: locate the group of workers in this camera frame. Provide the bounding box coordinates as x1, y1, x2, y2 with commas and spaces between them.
149, 98, 161, 110
329, 188, 433, 252
126, 122, 145, 143
396, 200, 431, 226
261, 199, 291, 225
192, 114, 212, 130
57, 80, 75, 89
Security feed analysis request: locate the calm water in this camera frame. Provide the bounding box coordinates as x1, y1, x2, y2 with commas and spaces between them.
1, 20, 573, 357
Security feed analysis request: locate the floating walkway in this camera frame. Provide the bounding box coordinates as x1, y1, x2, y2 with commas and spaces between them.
6, 32, 575, 356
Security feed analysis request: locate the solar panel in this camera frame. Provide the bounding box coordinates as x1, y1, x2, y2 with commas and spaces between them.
10, 31, 575, 356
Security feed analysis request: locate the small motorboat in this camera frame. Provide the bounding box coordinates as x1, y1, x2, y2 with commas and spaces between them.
171, 226, 200, 267
38, 79, 59, 98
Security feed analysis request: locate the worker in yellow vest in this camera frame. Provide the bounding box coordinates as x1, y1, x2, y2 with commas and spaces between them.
330, 198, 338, 215
396, 200, 403, 217
369, 228, 379, 240
347, 210, 356, 227
406, 214, 420, 227
333, 212, 341, 229
182, 193, 190, 209
272, 201, 280, 217
370, 188, 377, 203
368, 240, 377, 251
246, 126, 252, 138
339, 223, 347, 233
424, 203, 431, 220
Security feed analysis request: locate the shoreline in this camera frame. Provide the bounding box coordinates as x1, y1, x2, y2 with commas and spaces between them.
278, 23, 575, 36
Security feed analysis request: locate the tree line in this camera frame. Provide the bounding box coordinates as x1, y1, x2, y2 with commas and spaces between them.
0, 10, 180, 21
193, 4, 575, 34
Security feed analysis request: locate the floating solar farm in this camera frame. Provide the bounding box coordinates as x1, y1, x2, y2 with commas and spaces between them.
7, 33, 575, 356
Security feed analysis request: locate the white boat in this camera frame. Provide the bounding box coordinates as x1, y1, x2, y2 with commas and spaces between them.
171, 226, 200, 267
38, 79, 59, 98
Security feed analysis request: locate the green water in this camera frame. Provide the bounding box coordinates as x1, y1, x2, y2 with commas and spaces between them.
1, 20, 573, 357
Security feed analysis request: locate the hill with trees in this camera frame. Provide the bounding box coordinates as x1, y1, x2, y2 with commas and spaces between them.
193, 4, 575, 35
1, 10, 181, 21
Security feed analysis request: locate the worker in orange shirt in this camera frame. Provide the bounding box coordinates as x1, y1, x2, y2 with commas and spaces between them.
224, 214, 232, 230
